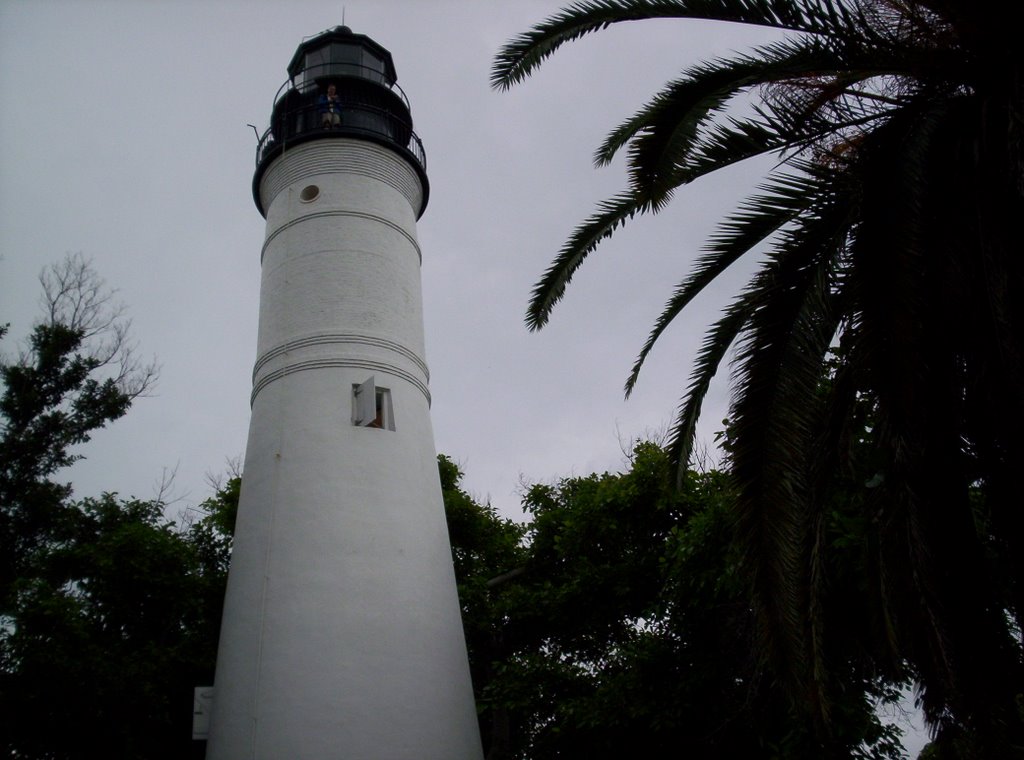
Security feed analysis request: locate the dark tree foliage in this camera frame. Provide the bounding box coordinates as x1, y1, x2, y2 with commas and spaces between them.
445, 444, 903, 760
0, 257, 231, 759
1, 255, 156, 615
493, 2, 1024, 752
0, 490, 234, 759
0, 322, 132, 612
439, 455, 528, 758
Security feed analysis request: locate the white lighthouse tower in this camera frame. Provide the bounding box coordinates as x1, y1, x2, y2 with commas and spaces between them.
206, 26, 483, 760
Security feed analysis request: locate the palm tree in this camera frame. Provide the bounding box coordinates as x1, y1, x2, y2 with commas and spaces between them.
493, 0, 1024, 752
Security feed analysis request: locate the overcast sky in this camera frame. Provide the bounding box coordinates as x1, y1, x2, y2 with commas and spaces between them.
1, 0, 763, 515
0, 0, 929, 752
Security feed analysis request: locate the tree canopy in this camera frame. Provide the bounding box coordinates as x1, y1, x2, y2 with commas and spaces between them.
493, 1, 1024, 751
0, 256, 229, 759
443, 443, 905, 759
4, 253, 1012, 758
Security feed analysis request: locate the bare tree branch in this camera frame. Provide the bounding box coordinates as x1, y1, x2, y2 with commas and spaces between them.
152, 462, 183, 507
36, 253, 159, 399
204, 456, 243, 494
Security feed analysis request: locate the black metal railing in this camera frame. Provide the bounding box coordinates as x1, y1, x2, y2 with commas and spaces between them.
254, 74, 425, 173
255, 101, 426, 171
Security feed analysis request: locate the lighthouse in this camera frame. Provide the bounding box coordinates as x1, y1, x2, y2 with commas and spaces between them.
206, 26, 483, 759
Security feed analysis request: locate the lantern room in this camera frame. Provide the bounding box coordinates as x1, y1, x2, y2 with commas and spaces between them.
288, 25, 397, 88
252, 26, 427, 215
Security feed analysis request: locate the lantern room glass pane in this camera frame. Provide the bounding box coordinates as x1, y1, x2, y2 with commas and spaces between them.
361, 50, 387, 85
328, 42, 360, 79
300, 49, 327, 87
305, 49, 326, 69
295, 37, 393, 88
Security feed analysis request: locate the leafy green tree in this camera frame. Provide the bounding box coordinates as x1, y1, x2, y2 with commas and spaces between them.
448, 443, 903, 759
440, 454, 528, 759
0, 488, 234, 759
1, 254, 157, 613
493, 1, 1024, 750
0, 256, 232, 758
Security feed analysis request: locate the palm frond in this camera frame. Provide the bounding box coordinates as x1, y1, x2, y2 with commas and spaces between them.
593, 60, 755, 171
617, 37, 879, 190
594, 36, 842, 167
492, 0, 841, 91
837, 93, 1022, 734
625, 168, 826, 398
665, 163, 850, 481
726, 208, 848, 724
665, 299, 750, 473
532, 105, 885, 332
526, 192, 650, 330
500, 0, 1024, 748
841, 92, 1024, 735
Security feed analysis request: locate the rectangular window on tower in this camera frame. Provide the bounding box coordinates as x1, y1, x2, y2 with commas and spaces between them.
353, 376, 394, 431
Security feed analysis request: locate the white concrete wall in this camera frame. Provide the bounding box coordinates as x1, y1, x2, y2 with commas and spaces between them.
207, 139, 483, 760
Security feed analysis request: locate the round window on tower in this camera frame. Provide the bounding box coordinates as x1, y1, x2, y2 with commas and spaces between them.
299, 184, 320, 203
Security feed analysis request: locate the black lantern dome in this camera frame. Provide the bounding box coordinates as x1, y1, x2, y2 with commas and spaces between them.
253, 26, 428, 215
